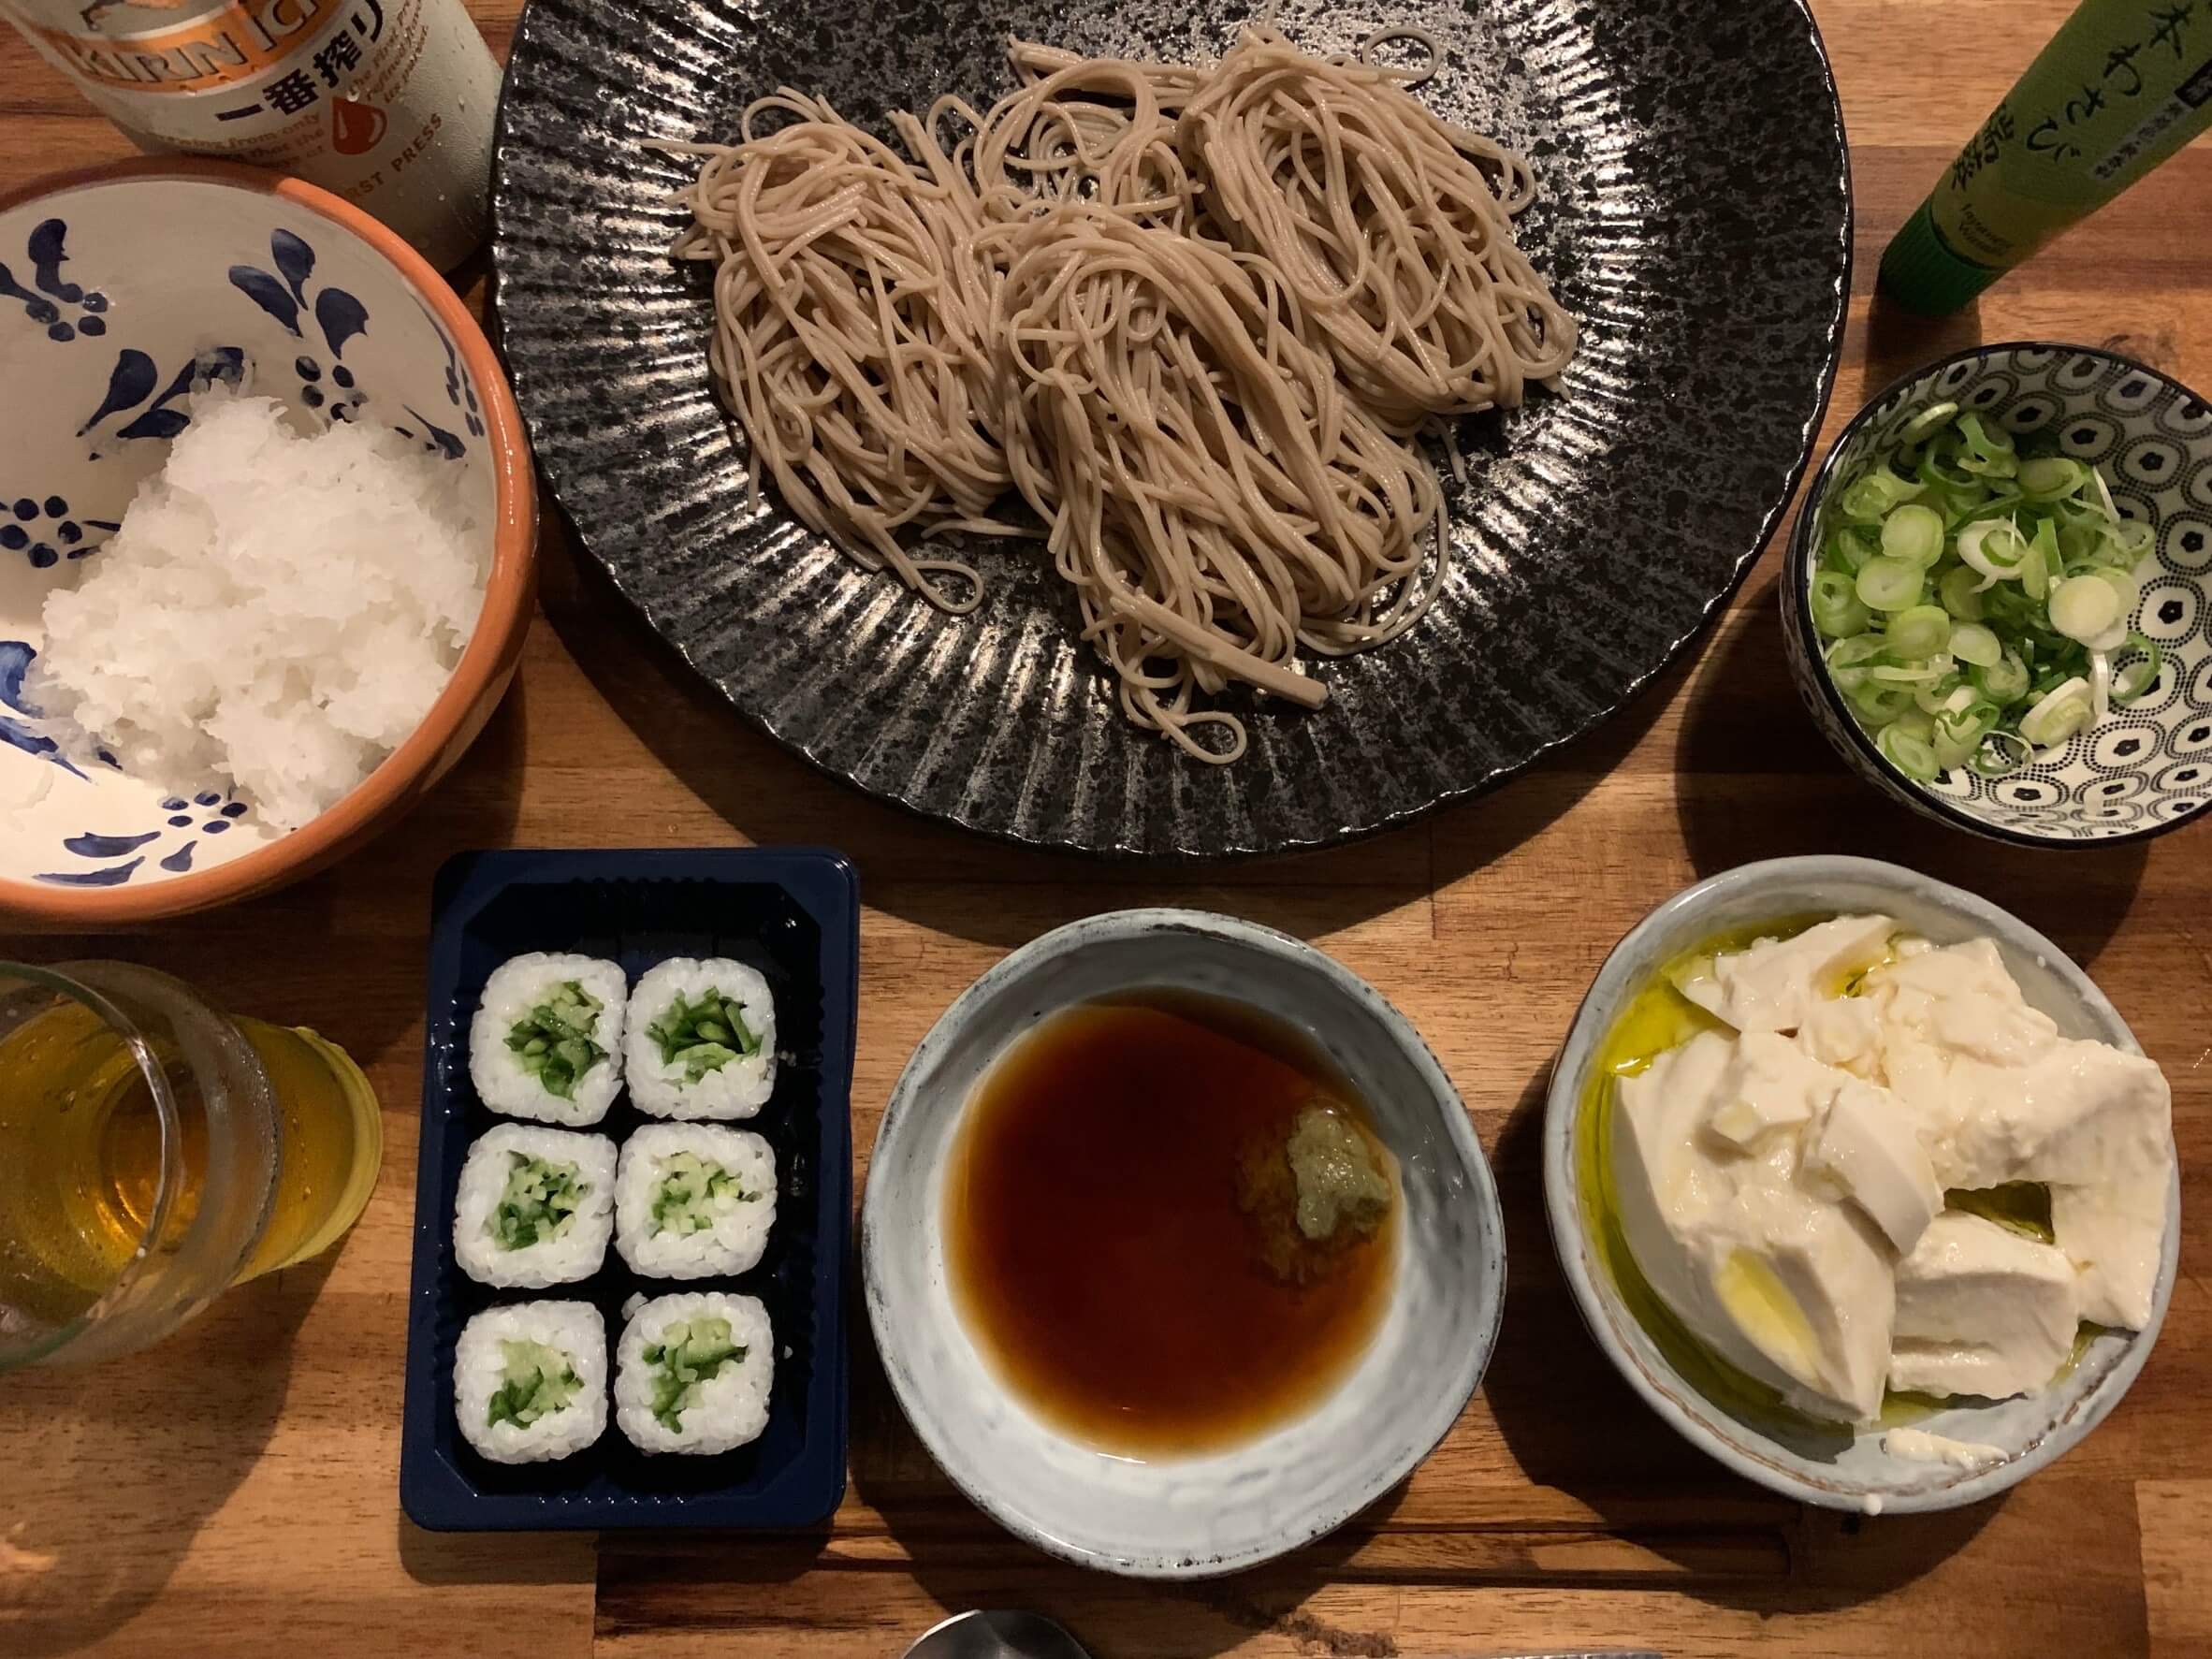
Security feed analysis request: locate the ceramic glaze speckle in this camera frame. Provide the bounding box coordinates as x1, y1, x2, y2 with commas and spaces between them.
0, 175, 501, 893
490, 0, 1850, 856
863, 909, 1506, 1577
1542, 856, 2179, 1514
1783, 344, 2212, 846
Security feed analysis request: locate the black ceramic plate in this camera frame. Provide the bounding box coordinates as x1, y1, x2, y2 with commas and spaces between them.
491, 0, 1849, 856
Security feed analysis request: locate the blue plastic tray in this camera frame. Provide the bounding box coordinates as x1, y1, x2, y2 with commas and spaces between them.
400, 848, 856, 1530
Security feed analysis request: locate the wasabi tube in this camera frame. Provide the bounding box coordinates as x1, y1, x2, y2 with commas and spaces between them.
1881, 0, 2212, 313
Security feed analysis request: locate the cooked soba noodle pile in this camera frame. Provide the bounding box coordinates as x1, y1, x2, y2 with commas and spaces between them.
669, 28, 1575, 760
1177, 32, 1578, 428
666, 94, 1009, 611
988, 207, 1443, 755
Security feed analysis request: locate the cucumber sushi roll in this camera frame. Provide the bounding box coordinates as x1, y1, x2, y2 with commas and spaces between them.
614, 1124, 779, 1279
614, 1290, 774, 1454
624, 958, 777, 1121
469, 953, 628, 1127
454, 1124, 617, 1288
455, 1302, 607, 1463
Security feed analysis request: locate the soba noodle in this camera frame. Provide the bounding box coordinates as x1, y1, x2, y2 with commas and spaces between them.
947, 43, 1209, 231
669, 30, 1575, 758
669, 93, 1011, 611
987, 205, 1442, 760
1178, 30, 1579, 428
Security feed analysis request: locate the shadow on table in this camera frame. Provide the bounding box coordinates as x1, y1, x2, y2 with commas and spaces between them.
2, 1259, 327, 1657
1481, 1064, 2001, 1615
539, 518, 1682, 951
1858, 295, 1986, 407
845, 1468, 1400, 1659
394, 1510, 602, 1594
1671, 571, 2147, 966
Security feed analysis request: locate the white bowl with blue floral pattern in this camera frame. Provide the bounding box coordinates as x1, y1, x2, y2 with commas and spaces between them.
0, 159, 535, 921
1782, 342, 2212, 846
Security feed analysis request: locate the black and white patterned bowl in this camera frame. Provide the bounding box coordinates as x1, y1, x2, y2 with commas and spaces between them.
1782, 342, 2212, 847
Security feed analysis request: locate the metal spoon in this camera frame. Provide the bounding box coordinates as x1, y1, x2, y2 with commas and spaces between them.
900, 1609, 1095, 1659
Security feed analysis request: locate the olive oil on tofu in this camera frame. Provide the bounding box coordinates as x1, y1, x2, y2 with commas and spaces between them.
1580, 916, 2097, 1439
946, 990, 1398, 1458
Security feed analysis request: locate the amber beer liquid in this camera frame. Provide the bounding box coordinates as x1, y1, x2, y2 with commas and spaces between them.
0, 998, 381, 1332
0, 0, 501, 269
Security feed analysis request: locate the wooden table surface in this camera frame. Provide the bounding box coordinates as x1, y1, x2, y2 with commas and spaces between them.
3, 2, 2208, 1653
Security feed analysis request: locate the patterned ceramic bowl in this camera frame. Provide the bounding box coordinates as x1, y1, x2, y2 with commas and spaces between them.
1544, 857, 2178, 1514
863, 909, 1506, 1578
0, 159, 534, 922
1781, 342, 2212, 846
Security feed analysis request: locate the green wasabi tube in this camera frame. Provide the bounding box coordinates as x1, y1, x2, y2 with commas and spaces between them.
1881, 0, 2212, 313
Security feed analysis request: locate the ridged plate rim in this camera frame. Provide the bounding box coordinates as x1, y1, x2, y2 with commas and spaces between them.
488, 0, 1853, 859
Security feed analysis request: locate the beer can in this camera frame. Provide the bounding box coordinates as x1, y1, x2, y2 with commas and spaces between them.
2, 0, 502, 270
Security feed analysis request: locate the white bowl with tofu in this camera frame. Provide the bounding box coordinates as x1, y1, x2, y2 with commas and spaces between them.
1543, 855, 2178, 1514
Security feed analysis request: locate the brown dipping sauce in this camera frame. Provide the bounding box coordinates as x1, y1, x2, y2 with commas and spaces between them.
944, 990, 1398, 1458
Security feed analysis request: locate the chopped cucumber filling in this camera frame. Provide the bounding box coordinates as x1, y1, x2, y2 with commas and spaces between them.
646, 988, 764, 1084
649, 1150, 757, 1236
487, 1338, 582, 1429
492, 1152, 587, 1250
505, 980, 607, 1101
643, 1316, 747, 1431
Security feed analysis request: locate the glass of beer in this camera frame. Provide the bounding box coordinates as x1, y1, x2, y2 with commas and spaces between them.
0, 961, 382, 1372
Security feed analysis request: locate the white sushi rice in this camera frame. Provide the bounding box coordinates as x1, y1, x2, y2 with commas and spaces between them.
470, 953, 628, 1127
454, 1301, 607, 1463
615, 1290, 774, 1454
614, 1124, 778, 1279
454, 1124, 616, 1288
624, 957, 777, 1120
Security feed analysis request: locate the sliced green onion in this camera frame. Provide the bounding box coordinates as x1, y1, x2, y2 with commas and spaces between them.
1949, 621, 2002, 667
1819, 439, 2140, 771
1881, 503, 1946, 566
2102, 517, 2154, 565
2106, 633, 2161, 705
1954, 413, 2017, 478
1931, 697, 1996, 769
2091, 564, 2141, 619
2017, 456, 2087, 500
1956, 517, 2028, 581
2056, 517, 2104, 563
1972, 730, 2030, 776
1826, 525, 1880, 574
1972, 648, 2031, 705
1918, 440, 1976, 492
1936, 564, 1986, 621
1848, 679, 1917, 727
1810, 570, 1871, 638
1839, 469, 1924, 525
1855, 556, 1926, 613
1879, 722, 1942, 780
1899, 400, 1960, 444
1826, 633, 1889, 671
2048, 574, 2121, 642
1869, 658, 1950, 684
2019, 676, 2094, 749
1887, 604, 1951, 659
1914, 677, 1971, 716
